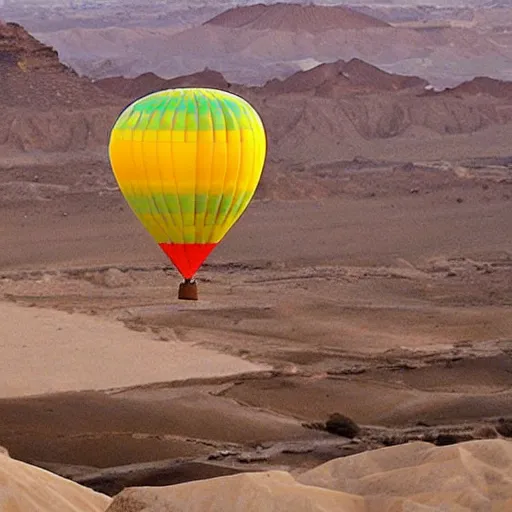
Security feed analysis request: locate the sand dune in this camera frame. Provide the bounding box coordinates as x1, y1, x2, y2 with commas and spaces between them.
299, 439, 512, 511
106, 440, 512, 511
0, 449, 111, 512
3, 438, 512, 511
107, 471, 364, 512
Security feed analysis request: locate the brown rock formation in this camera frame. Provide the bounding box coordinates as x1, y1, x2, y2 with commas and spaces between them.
0, 22, 115, 110
0, 22, 121, 152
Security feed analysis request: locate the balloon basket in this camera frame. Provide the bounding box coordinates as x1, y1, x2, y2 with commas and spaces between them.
178, 280, 198, 301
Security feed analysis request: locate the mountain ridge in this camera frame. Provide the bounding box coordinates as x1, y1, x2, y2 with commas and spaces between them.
3, 22, 512, 177
0, 21, 117, 110
204, 2, 390, 32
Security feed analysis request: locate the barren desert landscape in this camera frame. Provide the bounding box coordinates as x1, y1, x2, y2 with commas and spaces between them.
0, 1, 512, 511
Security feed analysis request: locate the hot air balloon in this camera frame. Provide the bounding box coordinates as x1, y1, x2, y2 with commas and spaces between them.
108, 88, 267, 300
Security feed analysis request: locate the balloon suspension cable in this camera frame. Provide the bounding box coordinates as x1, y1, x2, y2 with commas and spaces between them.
178, 278, 198, 301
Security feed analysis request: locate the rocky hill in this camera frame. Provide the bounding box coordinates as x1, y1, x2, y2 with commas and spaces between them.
94, 69, 230, 99
0, 21, 116, 110
204, 2, 390, 32
0, 21, 121, 153
95, 59, 512, 161
260, 58, 428, 96
442, 76, 512, 99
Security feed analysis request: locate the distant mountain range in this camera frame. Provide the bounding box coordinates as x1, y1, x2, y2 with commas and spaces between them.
3, 19, 512, 180
15, 1, 511, 90
0, 1, 504, 32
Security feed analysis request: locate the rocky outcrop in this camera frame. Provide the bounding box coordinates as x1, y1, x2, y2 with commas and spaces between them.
0, 21, 67, 73
0, 21, 117, 110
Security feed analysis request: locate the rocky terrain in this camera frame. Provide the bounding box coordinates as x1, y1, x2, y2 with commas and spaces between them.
0, 21, 119, 159
3, 19, 512, 168
0, 21, 115, 108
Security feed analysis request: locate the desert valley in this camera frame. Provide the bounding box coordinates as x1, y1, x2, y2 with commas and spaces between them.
0, 1, 512, 511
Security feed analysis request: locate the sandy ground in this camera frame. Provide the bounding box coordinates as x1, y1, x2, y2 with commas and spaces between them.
0, 302, 267, 398
0, 164, 511, 492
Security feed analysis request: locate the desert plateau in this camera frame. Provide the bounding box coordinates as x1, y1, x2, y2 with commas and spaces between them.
0, 1, 511, 511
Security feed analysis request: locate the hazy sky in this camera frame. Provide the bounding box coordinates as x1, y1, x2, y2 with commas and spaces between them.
0, 0, 488, 5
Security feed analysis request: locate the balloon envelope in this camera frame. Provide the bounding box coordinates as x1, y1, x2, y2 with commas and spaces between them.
108, 88, 267, 279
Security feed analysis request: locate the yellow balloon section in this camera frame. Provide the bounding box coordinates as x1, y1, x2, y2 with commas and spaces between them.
108, 88, 267, 279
